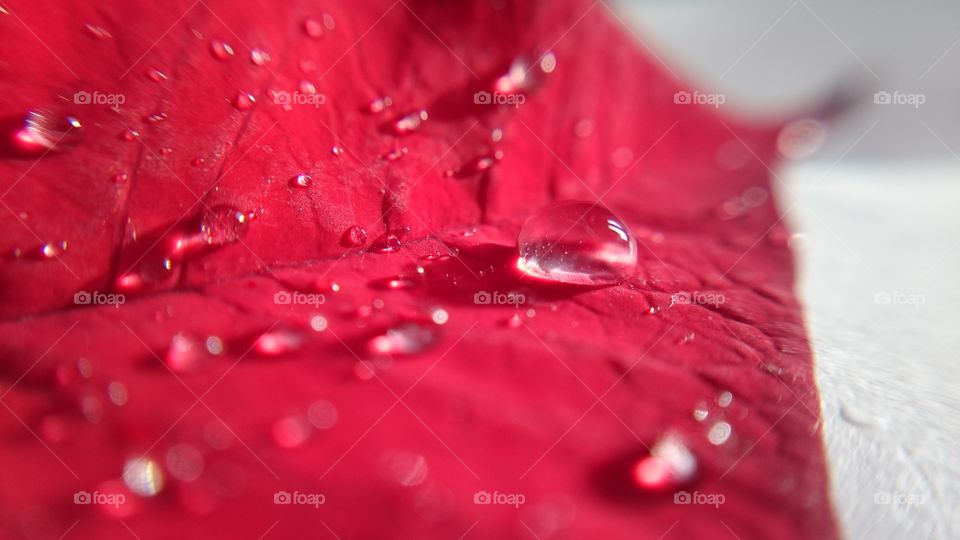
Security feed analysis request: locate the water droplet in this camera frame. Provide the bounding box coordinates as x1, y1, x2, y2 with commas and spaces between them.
777, 118, 826, 160
123, 457, 164, 496
384, 147, 408, 161
491, 128, 504, 142
494, 57, 531, 94
145, 112, 168, 123
707, 421, 732, 445
272, 416, 311, 448
165, 332, 210, 372
14, 109, 82, 154
693, 402, 709, 422
249, 48, 271, 66
632, 436, 697, 490
717, 391, 733, 408
506, 313, 522, 328
232, 91, 256, 111
199, 205, 250, 246
209, 39, 234, 60
341, 225, 367, 247
291, 173, 312, 188
539, 52, 557, 73
40, 241, 64, 258
303, 18, 324, 38
254, 328, 305, 356
192, 157, 205, 166
431, 308, 449, 325
307, 401, 338, 429
369, 232, 401, 254
113, 173, 129, 184
309, 315, 328, 332
146, 68, 167, 82
298, 79, 317, 94
85, 23, 112, 40
330, 146, 344, 156
366, 96, 393, 114
391, 110, 428, 135
574, 119, 594, 139
516, 201, 637, 285
107, 381, 128, 405
322, 13, 335, 30
205, 336, 224, 355
369, 276, 417, 290
121, 128, 140, 141
166, 444, 203, 482
445, 151, 502, 177
368, 322, 437, 356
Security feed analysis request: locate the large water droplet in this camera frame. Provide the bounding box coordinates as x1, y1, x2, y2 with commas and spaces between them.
632, 436, 697, 490
341, 225, 367, 247
13, 109, 82, 154
516, 201, 637, 285
368, 322, 437, 356
199, 205, 250, 246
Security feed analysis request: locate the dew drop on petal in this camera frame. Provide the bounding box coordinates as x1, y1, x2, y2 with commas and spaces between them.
192, 157, 205, 166
199, 205, 250, 246
85, 23, 112, 39
309, 315, 328, 332
707, 421, 732, 445
539, 51, 557, 73
341, 225, 367, 247
430, 308, 449, 325
391, 110, 428, 135
113, 173, 129, 184
303, 18, 324, 38
272, 416, 311, 448
121, 128, 140, 141
146, 68, 167, 82
123, 457, 164, 497
717, 391, 733, 408
516, 201, 638, 285
107, 381, 128, 406
254, 328, 305, 356
494, 57, 530, 94
330, 146, 344, 156
291, 173, 312, 188
209, 39, 234, 60
299, 79, 317, 94
15, 110, 82, 154
232, 91, 256, 111
632, 436, 697, 490
369, 232, 401, 254
368, 322, 437, 356
322, 13, 335, 30
250, 48, 271, 66
366, 96, 393, 114
384, 147, 408, 161
165, 332, 209, 372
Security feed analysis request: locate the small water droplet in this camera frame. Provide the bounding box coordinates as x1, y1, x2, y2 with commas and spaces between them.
209, 39, 234, 60
632, 435, 697, 490
303, 18, 324, 38
123, 457, 164, 496
250, 48, 271, 66
192, 157, 205, 166
232, 91, 256, 111
494, 57, 531, 94
368, 322, 437, 356
298, 79, 317, 94
366, 96, 393, 114
341, 225, 367, 247
391, 110, 428, 135
272, 416, 311, 448
199, 205, 250, 246
254, 328, 305, 356
85, 23, 112, 40
516, 201, 638, 285
431, 308, 448, 325
309, 315, 328, 332
707, 421, 732, 445
107, 381, 128, 406
717, 391, 733, 408
330, 145, 344, 156
121, 128, 140, 141
491, 128, 504, 142
369, 276, 417, 290
146, 68, 167, 82
445, 151, 502, 177
14, 109, 83, 154
369, 232, 401, 254
165, 333, 210, 372
291, 173, 312, 188
384, 147, 408, 161
322, 13, 335, 30
40, 242, 63, 258
693, 402, 709, 422
113, 173, 129, 184
539, 51, 557, 73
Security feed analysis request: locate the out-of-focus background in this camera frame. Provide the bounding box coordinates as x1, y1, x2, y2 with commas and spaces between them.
609, 1, 960, 539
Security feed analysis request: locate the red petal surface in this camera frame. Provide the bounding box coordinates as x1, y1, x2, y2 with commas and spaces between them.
0, 0, 839, 538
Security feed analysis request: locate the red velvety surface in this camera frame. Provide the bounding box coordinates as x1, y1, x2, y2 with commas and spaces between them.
0, 0, 839, 539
